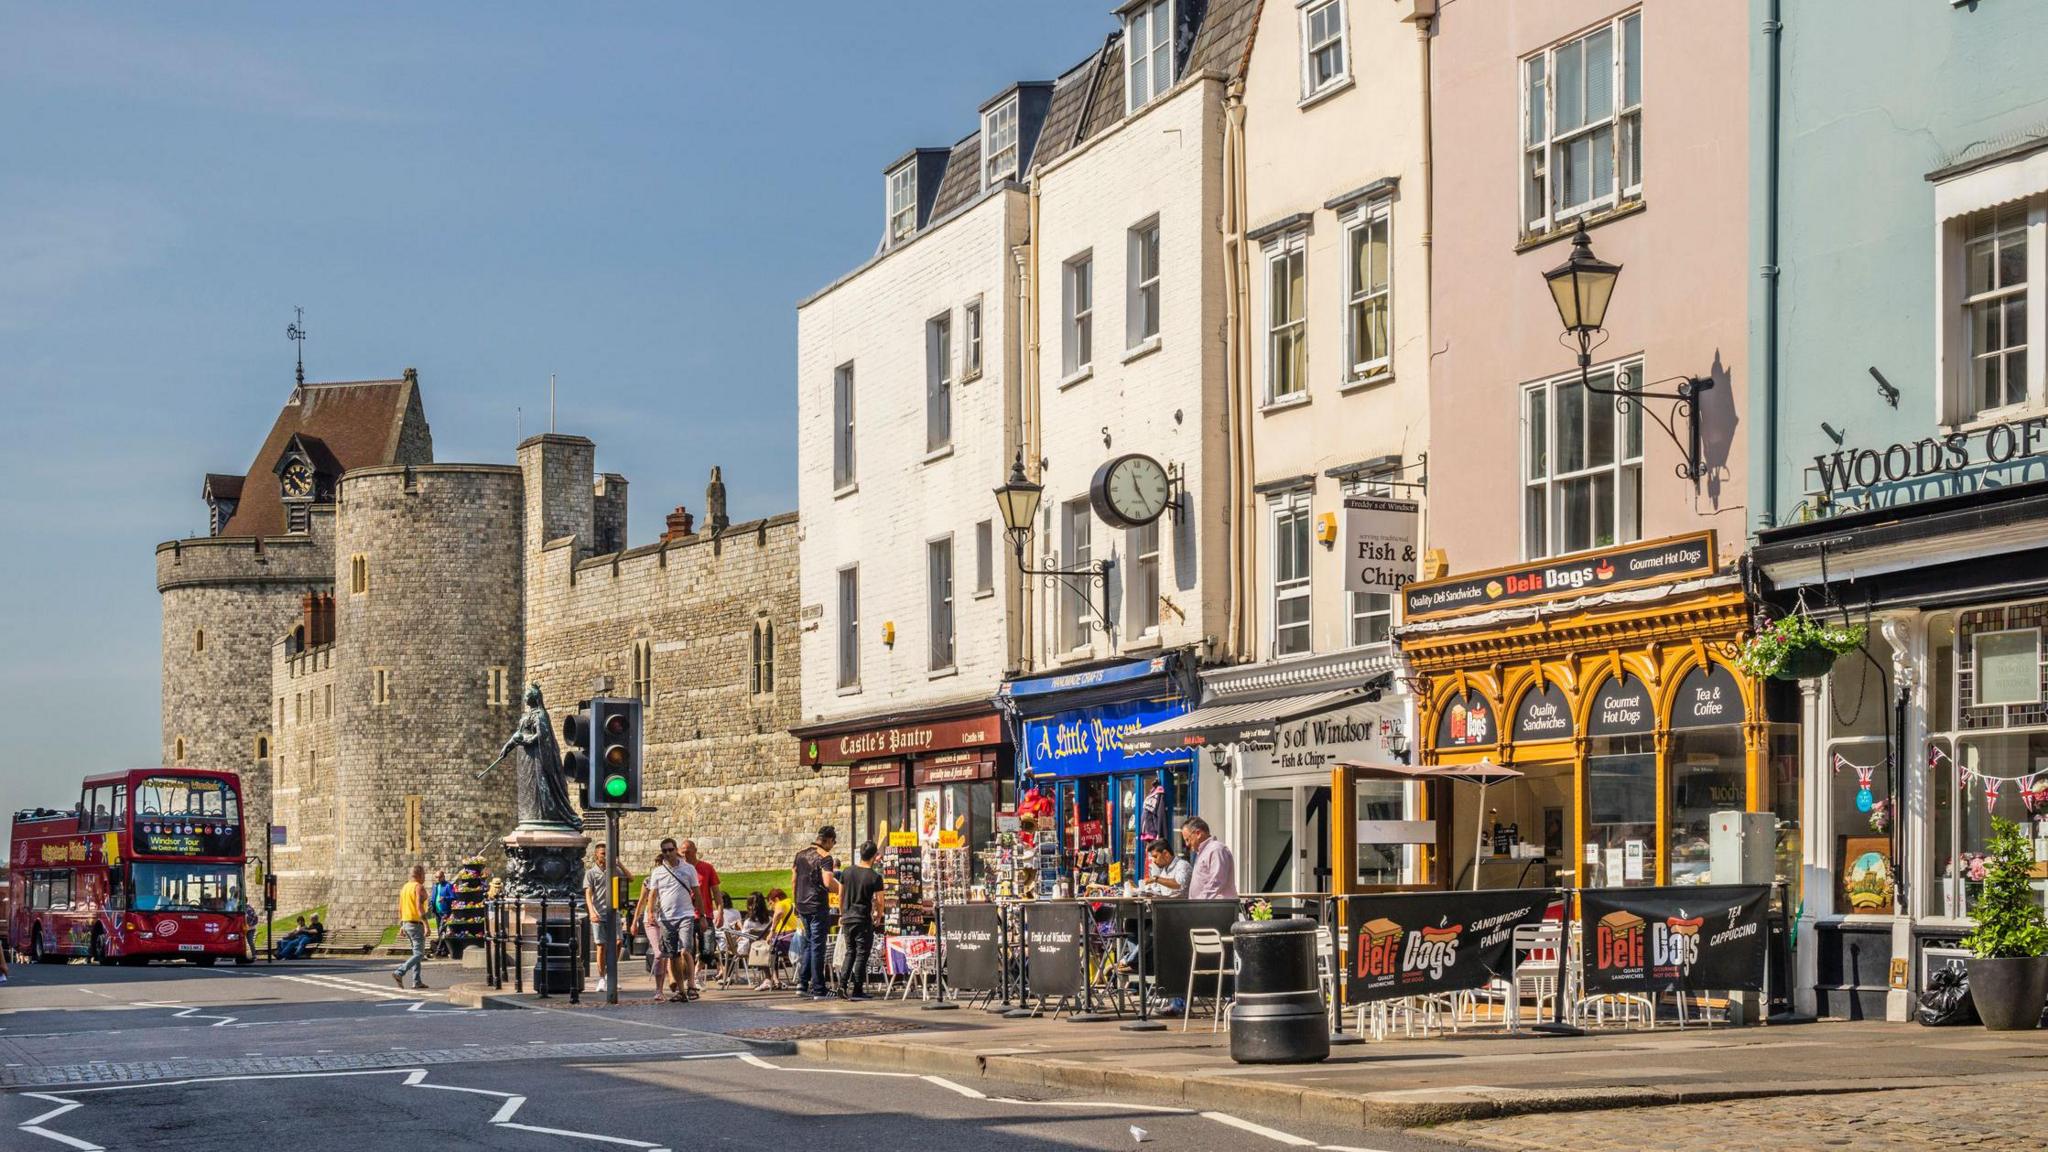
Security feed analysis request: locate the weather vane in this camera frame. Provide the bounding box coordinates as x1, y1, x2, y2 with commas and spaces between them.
287, 307, 308, 386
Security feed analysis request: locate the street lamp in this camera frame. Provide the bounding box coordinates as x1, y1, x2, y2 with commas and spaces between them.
994, 448, 1111, 631
1387, 722, 1411, 765
1541, 219, 1712, 489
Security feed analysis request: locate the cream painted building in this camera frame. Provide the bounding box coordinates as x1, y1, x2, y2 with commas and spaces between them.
794, 85, 1051, 856
1161, 0, 1432, 894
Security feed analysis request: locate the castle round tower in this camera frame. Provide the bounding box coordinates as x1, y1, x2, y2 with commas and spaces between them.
157, 513, 335, 850
326, 464, 525, 928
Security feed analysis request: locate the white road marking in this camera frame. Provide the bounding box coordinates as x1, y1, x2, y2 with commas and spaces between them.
1198, 1111, 1317, 1146
265, 972, 421, 1002
496, 1121, 670, 1149
737, 1052, 915, 1077
127, 1002, 237, 1028
19, 1094, 99, 1150
921, 1075, 987, 1099
987, 1098, 1194, 1114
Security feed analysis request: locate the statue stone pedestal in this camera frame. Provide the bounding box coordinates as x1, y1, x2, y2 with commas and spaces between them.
501, 825, 589, 902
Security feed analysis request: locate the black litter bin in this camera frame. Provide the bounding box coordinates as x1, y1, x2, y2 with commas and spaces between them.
1227, 917, 1329, 1064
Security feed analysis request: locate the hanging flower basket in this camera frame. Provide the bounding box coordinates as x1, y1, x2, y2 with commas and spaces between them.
1737, 611, 1866, 681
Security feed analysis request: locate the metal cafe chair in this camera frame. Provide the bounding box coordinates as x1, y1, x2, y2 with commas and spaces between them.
1183, 928, 1231, 1033
1507, 921, 1564, 1031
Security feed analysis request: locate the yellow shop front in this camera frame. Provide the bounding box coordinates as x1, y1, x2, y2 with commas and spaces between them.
1395, 533, 1794, 894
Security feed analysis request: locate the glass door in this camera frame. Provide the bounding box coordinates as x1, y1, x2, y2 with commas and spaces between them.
1250, 790, 1296, 893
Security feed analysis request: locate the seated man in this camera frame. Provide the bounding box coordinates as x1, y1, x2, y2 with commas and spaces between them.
303, 915, 326, 951
1138, 840, 1192, 898
274, 916, 311, 959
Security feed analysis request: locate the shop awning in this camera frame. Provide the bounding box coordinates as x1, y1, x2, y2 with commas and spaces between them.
1123, 685, 1382, 754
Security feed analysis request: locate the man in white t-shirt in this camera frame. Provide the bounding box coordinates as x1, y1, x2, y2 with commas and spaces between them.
644, 837, 699, 1002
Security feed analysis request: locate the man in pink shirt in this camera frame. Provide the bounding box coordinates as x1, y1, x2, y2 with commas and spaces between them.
1181, 816, 1238, 900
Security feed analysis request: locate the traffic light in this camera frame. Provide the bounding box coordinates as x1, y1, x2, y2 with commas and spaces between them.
561, 703, 593, 793
571, 697, 642, 809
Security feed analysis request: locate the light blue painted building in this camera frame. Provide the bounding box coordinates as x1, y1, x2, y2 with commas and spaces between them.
1749, 0, 2048, 1021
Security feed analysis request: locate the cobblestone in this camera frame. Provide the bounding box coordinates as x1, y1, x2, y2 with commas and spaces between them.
0, 1034, 754, 1089
1434, 1080, 2048, 1152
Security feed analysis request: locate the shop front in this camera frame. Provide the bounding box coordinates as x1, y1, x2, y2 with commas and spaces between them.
1397, 532, 1789, 898
1123, 649, 1412, 894
796, 708, 1012, 877
999, 653, 1204, 892
1756, 471, 2048, 1020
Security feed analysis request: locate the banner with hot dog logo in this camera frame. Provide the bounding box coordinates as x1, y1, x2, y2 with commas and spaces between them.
1344, 890, 1558, 1004
1579, 885, 1771, 994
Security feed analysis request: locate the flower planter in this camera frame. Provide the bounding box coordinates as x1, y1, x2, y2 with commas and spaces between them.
1967, 955, 2048, 1031
1771, 644, 1840, 681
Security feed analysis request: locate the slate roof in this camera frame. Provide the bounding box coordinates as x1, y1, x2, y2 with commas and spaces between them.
929, 132, 985, 220
1190, 0, 1262, 81
220, 378, 423, 537
202, 473, 244, 501
1031, 45, 1110, 172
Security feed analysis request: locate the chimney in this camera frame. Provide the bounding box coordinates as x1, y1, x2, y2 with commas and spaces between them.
705, 466, 730, 533
662, 505, 695, 542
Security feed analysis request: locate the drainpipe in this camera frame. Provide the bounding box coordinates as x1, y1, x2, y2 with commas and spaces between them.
1018, 175, 1044, 673
1761, 0, 1783, 528
1411, 0, 1435, 582
1222, 77, 1253, 663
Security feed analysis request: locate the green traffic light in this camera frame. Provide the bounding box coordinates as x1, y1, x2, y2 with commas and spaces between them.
604, 774, 628, 799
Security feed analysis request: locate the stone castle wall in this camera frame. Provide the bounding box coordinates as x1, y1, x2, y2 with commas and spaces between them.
326, 465, 525, 928
157, 509, 336, 844
270, 640, 338, 914
521, 436, 836, 875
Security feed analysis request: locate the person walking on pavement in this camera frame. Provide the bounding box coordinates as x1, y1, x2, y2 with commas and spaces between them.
430, 870, 455, 937
584, 844, 628, 995
1180, 816, 1238, 900
834, 841, 886, 1001
393, 864, 430, 990
680, 840, 721, 993
637, 849, 672, 1000
791, 826, 840, 999
645, 838, 700, 1002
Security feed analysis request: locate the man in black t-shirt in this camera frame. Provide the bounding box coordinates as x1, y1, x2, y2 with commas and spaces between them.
835, 841, 886, 1001
791, 827, 840, 998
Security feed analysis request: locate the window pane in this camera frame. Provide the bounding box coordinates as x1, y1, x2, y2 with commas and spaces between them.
1525, 55, 1547, 147
1591, 124, 1615, 200
1621, 463, 1641, 542
1557, 476, 1593, 553
1564, 134, 1592, 209
1554, 40, 1584, 132
2000, 229, 2028, 289
1588, 389, 1615, 467
1527, 387, 1548, 480
1584, 27, 1614, 122
1555, 381, 1587, 473
1623, 13, 1642, 107
1621, 112, 1642, 189
1593, 471, 1614, 547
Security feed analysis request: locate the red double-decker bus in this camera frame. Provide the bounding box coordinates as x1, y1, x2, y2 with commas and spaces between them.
10, 769, 250, 965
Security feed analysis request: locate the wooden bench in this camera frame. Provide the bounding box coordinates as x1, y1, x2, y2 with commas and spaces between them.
301, 929, 387, 957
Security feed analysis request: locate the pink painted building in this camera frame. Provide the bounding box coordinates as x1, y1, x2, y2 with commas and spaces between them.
1427, 2, 1749, 573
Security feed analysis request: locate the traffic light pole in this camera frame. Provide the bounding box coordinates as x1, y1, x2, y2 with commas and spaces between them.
605, 808, 620, 1006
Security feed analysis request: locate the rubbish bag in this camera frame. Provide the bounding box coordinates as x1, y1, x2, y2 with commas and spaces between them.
1916, 962, 1978, 1026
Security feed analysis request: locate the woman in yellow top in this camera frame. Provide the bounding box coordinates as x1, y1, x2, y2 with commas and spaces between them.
758, 887, 798, 991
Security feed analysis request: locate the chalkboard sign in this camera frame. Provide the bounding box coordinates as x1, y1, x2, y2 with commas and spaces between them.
938, 902, 1002, 995
1587, 675, 1656, 737
1669, 663, 1745, 729
1021, 902, 1089, 1000
1511, 682, 1574, 743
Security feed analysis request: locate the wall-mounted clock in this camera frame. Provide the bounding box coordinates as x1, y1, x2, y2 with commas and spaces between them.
281, 459, 315, 499
1089, 453, 1173, 529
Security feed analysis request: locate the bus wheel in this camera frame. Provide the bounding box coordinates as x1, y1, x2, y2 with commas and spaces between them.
31, 925, 63, 965
90, 930, 112, 966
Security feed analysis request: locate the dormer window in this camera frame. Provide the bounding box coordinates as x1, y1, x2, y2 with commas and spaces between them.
1125, 0, 1175, 113
888, 163, 918, 242
983, 98, 1019, 188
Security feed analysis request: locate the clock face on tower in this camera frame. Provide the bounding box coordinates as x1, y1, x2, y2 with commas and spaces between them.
1089, 453, 1172, 529
281, 459, 315, 499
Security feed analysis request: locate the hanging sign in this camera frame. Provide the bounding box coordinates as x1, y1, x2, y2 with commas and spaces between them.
1669, 664, 1746, 729
1403, 532, 1717, 621
1580, 884, 1771, 993
1587, 675, 1656, 737
1434, 691, 1496, 749
1345, 889, 1557, 1004
1510, 682, 1574, 743
1343, 496, 1421, 595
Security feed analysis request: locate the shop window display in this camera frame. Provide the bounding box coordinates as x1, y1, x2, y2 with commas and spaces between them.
1926, 609, 2048, 920
1585, 733, 1655, 886
1665, 727, 1747, 884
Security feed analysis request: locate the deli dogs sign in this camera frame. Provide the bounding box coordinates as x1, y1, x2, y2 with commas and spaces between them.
1404, 532, 1718, 621
1580, 885, 1770, 993
1345, 889, 1555, 1004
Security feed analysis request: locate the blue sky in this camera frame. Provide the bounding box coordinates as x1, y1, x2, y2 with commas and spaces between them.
0, 1, 1116, 834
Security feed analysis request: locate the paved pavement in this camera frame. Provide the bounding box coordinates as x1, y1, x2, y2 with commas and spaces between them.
1436, 1081, 2047, 1151
1, 957, 1447, 1151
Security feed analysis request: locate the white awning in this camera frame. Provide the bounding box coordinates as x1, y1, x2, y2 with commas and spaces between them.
1123, 685, 1383, 754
